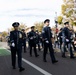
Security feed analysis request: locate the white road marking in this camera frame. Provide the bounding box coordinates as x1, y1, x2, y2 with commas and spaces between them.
22, 58, 52, 75
3, 47, 52, 75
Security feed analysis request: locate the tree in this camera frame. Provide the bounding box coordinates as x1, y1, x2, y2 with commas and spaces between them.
57, 16, 63, 24
61, 0, 76, 26
19, 23, 27, 31
1, 31, 8, 37
34, 22, 44, 32
61, 4, 67, 15
61, 0, 74, 17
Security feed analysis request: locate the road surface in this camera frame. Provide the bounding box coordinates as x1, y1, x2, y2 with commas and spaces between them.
0, 42, 76, 75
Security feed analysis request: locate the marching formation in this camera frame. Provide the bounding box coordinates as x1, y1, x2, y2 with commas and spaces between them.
9, 19, 76, 72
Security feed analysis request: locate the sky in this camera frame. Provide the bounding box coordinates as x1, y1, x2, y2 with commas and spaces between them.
0, 0, 63, 32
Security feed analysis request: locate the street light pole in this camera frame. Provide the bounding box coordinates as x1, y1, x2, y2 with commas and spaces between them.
54, 12, 59, 48
55, 12, 58, 34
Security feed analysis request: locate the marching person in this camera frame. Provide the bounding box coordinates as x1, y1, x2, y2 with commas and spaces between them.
62, 21, 75, 58
36, 30, 41, 51
28, 26, 39, 57
22, 29, 26, 53
10, 22, 25, 72
75, 32, 76, 37
74, 37, 76, 51
69, 29, 75, 51
42, 19, 58, 63
58, 28, 63, 50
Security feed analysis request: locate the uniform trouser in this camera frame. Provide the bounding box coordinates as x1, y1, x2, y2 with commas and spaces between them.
40, 40, 44, 48
71, 42, 76, 51
36, 43, 41, 51
60, 42, 62, 50
10, 47, 22, 68
43, 42, 56, 62
62, 42, 74, 57
29, 44, 38, 56
54, 41, 60, 48
23, 42, 26, 52
42, 41, 44, 48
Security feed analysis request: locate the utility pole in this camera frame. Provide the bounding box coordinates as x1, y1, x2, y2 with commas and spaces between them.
55, 12, 58, 34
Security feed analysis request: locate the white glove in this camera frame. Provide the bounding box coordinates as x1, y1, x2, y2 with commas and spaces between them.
30, 37, 33, 40
46, 41, 49, 43
66, 39, 69, 42
11, 43, 15, 47
58, 37, 59, 40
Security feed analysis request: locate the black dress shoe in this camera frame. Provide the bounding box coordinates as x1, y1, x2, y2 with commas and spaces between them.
35, 55, 39, 57
70, 56, 75, 59
30, 55, 32, 57
52, 60, 58, 64
62, 55, 66, 58
19, 67, 25, 72
39, 49, 41, 51
43, 60, 47, 62
13, 66, 16, 69
24, 51, 27, 53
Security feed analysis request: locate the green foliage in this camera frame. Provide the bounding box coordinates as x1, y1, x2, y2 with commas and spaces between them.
61, 4, 67, 15
1, 31, 8, 37
66, 10, 73, 17
61, 0, 74, 16
61, 0, 76, 26
34, 22, 44, 32
72, 21, 76, 26
58, 16, 63, 24
19, 23, 27, 31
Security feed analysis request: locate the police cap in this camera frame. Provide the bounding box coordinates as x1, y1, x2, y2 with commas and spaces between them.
60, 28, 63, 31
12, 22, 20, 27
64, 22, 69, 25
31, 26, 35, 29
22, 29, 25, 31
44, 19, 50, 23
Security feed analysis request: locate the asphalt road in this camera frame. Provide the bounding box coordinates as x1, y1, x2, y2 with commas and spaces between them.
0, 42, 76, 75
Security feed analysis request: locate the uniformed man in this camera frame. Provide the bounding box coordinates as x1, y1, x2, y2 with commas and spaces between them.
74, 37, 76, 51
22, 29, 26, 53
69, 29, 75, 51
10, 22, 25, 72
42, 19, 58, 63
58, 28, 63, 50
36, 30, 41, 51
62, 21, 75, 58
75, 32, 76, 37
40, 33, 44, 49
28, 26, 39, 57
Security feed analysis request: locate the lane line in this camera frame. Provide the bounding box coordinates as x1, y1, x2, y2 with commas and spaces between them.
3, 47, 52, 75
22, 58, 52, 75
